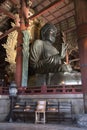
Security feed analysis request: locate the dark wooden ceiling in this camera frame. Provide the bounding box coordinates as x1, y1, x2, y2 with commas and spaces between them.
0, 0, 76, 35
0, 0, 79, 77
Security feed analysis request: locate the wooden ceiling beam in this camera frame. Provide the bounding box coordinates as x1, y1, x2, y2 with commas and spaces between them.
55, 15, 75, 26
0, 26, 18, 40
51, 9, 74, 23
0, 17, 9, 24
9, 0, 20, 6
65, 26, 76, 34
55, 15, 76, 34
50, 1, 73, 15
29, 0, 64, 20
0, 7, 15, 20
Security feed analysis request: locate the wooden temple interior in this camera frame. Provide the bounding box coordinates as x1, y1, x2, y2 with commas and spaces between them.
0, 0, 80, 75
0, 0, 86, 93
0, 0, 87, 124
0, 0, 87, 92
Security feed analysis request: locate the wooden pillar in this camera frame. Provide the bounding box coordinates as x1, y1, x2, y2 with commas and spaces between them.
15, 30, 23, 87
15, 0, 29, 87
74, 0, 87, 112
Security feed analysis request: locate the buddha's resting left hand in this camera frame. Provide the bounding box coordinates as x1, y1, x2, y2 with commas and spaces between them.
58, 63, 72, 72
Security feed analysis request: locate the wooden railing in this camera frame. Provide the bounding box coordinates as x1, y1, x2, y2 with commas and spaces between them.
21, 85, 82, 94
0, 86, 9, 95
0, 85, 82, 95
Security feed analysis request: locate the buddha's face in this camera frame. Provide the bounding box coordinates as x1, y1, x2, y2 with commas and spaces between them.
45, 28, 57, 44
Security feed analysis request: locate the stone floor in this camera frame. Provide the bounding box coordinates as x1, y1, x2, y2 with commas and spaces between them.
0, 123, 87, 130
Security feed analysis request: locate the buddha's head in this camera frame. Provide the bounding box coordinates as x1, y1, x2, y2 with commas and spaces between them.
40, 23, 57, 44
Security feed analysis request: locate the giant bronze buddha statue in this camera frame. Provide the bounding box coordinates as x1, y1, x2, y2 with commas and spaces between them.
29, 23, 71, 74
29, 23, 81, 86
